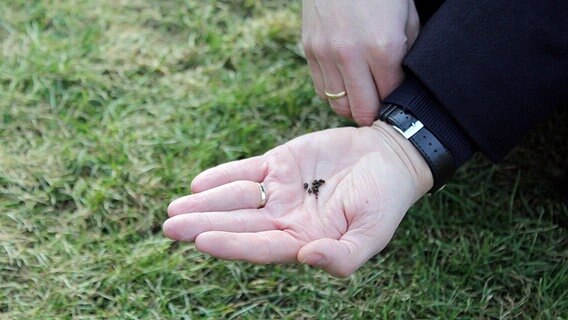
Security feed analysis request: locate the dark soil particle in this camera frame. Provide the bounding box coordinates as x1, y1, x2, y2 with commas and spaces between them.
304, 179, 325, 199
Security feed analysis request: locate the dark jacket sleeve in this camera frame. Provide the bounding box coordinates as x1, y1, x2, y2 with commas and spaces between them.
390, 0, 568, 163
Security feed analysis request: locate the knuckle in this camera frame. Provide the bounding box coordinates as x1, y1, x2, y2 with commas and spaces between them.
301, 37, 314, 55
302, 35, 327, 58
367, 34, 408, 60
332, 41, 358, 64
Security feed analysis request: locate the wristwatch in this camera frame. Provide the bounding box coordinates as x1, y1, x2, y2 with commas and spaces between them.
379, 103, 456, 194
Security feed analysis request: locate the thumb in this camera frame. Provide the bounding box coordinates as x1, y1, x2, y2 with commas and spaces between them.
298, 230, 390, 278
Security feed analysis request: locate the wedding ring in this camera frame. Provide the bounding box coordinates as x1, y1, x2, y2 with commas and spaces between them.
325, 90, 347, 100
258, 183, 267, 208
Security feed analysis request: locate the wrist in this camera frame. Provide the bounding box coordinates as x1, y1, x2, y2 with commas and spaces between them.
378, 103, 456, 194
370, 120, 434, 198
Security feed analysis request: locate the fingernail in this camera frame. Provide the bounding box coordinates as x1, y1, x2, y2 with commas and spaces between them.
302, 253, 326, 267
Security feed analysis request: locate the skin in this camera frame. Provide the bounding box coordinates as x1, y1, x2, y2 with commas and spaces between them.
163, 121, 432, 277
302, 0, 420, 125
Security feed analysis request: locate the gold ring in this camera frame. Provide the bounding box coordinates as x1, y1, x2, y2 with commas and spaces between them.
258, 183, 267, 208
325, 90, 347, 100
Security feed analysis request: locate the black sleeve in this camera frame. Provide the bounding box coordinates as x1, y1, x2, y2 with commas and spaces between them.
413, 0, 444, 25
390, 0, 568, 163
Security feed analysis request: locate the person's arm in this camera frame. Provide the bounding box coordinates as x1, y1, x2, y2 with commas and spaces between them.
163, 1, 567, 278
397, 0, 568, 162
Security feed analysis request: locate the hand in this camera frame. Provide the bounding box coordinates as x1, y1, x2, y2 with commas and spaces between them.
163, 121, 432, 277
302, 0, 420, 125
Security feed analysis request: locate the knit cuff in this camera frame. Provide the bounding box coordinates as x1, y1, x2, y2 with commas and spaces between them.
384, 73, 477, 168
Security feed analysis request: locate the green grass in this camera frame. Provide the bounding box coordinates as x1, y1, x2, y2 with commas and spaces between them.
1, 1, 566, 318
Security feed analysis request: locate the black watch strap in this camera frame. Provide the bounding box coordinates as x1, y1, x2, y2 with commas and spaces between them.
379, 104, 456, 194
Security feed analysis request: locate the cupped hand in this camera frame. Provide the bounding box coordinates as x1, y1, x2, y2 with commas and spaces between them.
302, 0, 420, 125
163, 121, 432, 277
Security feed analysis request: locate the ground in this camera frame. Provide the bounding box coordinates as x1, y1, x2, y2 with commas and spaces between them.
0, 1, 566, 318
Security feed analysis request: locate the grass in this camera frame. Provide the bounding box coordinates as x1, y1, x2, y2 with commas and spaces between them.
0, 1, 566, 318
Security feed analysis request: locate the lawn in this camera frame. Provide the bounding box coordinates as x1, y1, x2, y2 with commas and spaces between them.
1, 1, 566, 318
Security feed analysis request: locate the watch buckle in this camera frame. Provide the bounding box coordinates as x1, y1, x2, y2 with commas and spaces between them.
392, 120, 424, 139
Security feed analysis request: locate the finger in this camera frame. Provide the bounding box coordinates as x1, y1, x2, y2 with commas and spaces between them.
297, 224, 393, 278
319, 60, 351, 119
195, 230, 303, 264
191, 155, 266, 193
301, 3, 326, 100
304, 46, 326, 99
367, 34, 407, 101
370, 60, 405, 102
298, 236, 382, 278
405, 0, 420, 48
162, 209, 275, 242
169, 180, 266, 216
339, 60, 381, 126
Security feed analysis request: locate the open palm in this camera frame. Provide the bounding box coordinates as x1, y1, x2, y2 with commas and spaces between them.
164, 122, 431, 276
